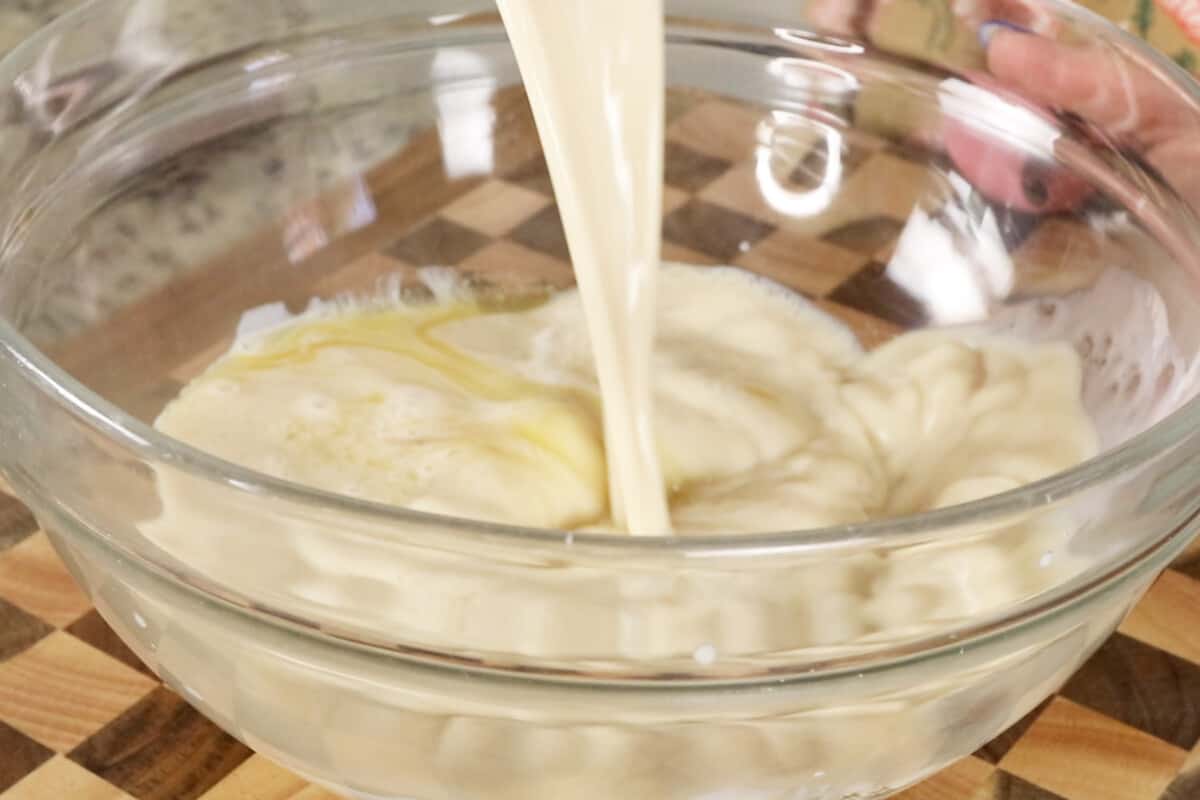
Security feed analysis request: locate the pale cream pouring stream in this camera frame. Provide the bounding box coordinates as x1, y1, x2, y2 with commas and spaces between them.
493, 0, 672, 536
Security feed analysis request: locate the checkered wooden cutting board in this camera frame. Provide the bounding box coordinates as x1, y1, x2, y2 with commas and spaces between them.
3, 86, 1200, 800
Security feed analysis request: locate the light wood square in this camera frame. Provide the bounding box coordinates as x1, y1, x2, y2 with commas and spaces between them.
0, 633, 156, 752
894, 756, 994, 800
662, 185, 690, 217
667, 101, 764, 163
698, 164, 780, 226
0, 533, 90, 628
198, 755, 340, 800
1001, 697, 1187, 800
736, 228, 869, 296
1120, 570, 1200, 666
1, 756, 130, 800
441, 180, 551, 237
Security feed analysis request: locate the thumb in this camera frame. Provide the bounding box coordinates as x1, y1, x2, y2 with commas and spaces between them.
985, 27, 1192, 144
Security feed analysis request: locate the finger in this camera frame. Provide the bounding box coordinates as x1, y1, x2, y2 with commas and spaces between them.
1147, 137, 1200, 209
808, 0, 876, 35
943, 118, 1092, 212
955, 0, 1058, 35
986, 29, 1191, 143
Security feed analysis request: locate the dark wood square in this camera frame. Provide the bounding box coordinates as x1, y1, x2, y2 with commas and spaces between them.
0, 494, 37, 553
69, 686, 252, 800
663, 141, 732, 192
384, 217, 491, 267
827, 260, 927, 328
820, 217, 906, 256
504, 153, 556, 197
663, 200, 775, 262
0, 597, 53, 663
1162, 764, 1200, 800
66, 609, 154, 678
0, 719, 53, 793
1060, 632, 1200, 751
1174, 553, 1200, 583
509, 205, 571, 261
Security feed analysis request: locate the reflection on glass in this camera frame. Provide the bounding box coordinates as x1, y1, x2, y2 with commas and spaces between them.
888, 173, 1014, 324
432, 48, 497, 180
754, 106, 852, 220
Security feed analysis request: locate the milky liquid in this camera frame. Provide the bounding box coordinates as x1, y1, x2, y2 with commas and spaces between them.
493, 0, 671, 535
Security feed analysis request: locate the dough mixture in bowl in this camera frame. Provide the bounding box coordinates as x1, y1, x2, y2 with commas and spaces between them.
149, 263, 1098, 656
158, 264, 1096, 536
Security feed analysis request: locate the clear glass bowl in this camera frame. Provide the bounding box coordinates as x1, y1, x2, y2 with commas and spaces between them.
3, 1, 1200, 798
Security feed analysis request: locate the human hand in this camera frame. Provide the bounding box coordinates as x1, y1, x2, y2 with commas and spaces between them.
809, 0, 1200, 212
971, 23, 1200, 210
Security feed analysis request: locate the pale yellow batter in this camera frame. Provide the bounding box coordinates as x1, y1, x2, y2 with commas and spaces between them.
157, 264, 1097, 539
